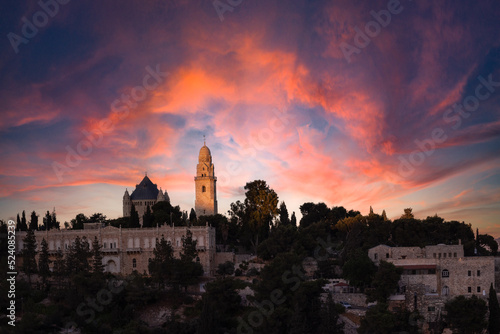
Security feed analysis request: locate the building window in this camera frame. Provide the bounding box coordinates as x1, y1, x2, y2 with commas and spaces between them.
386, 253, 389, 259
442, 269, 449, 278
433, 253, 436, 258
202, 186, 206, 193
104, 242, 107, 248
443, 253, 446, 258
468, 287, 472, 293
442, 286, 449, 296
468, 270, 472, 276
428, 306, 436, 312
438, 253, 441, 258
374, 253, 378, 260
477, 286, 481, 293
448, 253, 452, 258
133, 258, 137, 268
454, 252, 457, 257
477, 270, 480, 277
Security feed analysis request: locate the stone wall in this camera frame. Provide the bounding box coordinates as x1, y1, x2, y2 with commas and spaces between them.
16, 225, 217, 276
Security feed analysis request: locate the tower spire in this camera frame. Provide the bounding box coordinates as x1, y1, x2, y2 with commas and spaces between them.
203, 134, 206, 146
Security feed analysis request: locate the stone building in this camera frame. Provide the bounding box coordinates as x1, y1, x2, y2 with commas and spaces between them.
194, 141, 217, 217
368, 243, 496, 323
123, 175, 169, 224
17, 224, 216, 276
16, 143, 220, 277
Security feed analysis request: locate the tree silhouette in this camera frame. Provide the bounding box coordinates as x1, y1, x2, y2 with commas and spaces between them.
22, 229, 38, 286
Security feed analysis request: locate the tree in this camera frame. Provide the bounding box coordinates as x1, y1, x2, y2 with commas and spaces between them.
299, 202, 331, 228
29, 210, 38, 230
359, 303, 396, 334
53, 249, 66, 283
401, 208, 414, 219
88, 213, 106, 225
197, 278, 246, 334
148, 236, 175, 289
66, 236, 91, 275
71, 213, 88, 229
176, 230, 203, 290
142, 205, 154, 228
51, 208, 60, 229
342, 249, 377, 289
317, 293, 344, 334
216, 261, 235, 278
91, 237, 105, 276
43, 210, 52, 230
489, 284, 500, 334
230, 180, 279, 254
257, 224, 298, 260
22, 229, 38, 285
477, 234, 498, 256
16, 213, 21, 231
20, 210, 27, 231
444, 295, 487, 334
279, 201, 290, 226
129, 203, 140, 228
38, 238, 51, 287
152, 201, 183, 226
189, 208, 197, 225
367, 261, 402, 303
291, 211, 297, 226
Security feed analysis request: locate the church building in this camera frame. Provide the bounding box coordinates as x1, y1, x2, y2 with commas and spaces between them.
123, 175, 169, 225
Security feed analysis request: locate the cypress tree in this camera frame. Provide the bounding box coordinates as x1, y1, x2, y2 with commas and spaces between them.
38, 238, 51, 287
91, 237, 105, 276
130, 203, 140, 228
29, 210, 38, 230
489, 283, 500, 334
22, 229, 38, 286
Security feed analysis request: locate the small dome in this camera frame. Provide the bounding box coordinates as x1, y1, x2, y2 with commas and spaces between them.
199, 145, 212, 163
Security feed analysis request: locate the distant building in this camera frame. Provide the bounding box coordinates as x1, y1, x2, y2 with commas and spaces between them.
123, 175, 169, 225
368, 243, 496, 324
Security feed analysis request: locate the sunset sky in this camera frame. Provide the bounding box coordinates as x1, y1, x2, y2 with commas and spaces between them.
1, 0, 499, 237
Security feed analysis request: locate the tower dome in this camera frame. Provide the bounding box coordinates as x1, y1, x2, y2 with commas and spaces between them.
199, 144, 212, 163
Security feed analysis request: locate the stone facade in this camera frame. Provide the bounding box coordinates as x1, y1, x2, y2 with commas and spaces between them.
16, 225, 217, 276
194, 143, 217, 217
368, 244, 496, 323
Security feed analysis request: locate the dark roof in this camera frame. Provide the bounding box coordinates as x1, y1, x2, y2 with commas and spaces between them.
130, 176, 159, 200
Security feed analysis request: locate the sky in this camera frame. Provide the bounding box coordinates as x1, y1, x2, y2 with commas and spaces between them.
0, 0, 499, 237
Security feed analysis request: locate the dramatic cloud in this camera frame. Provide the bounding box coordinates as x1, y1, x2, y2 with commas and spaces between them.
1, 0, 499, 236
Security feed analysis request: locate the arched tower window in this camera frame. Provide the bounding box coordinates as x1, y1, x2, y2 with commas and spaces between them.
202, 185, 206, 192
442, 269, 449, 277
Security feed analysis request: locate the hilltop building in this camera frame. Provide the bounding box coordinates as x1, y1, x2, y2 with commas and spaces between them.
16, 143, 219, 276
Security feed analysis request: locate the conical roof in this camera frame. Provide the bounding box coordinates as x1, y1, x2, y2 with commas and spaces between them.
130, 175, 160, 200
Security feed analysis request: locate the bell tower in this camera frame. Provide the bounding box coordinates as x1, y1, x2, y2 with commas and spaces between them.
195, 140, 217, 216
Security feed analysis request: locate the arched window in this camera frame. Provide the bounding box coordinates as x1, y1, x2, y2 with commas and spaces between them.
442, 286, 449, 296
442, 269, 449, 278
202, 185, 206, 192
132, 258, 137, 268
